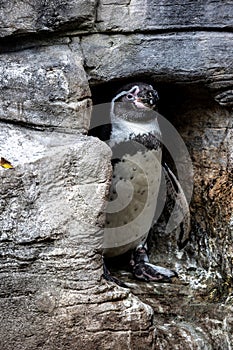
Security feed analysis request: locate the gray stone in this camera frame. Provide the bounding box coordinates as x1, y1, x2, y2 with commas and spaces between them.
97, 0, 233, 32
0, 0, 96, 37
0, 123, 157, 349
0, 124, 110, 259
0, 40, 91, 133
1, 0, 232, 39
81, 32, 233, 90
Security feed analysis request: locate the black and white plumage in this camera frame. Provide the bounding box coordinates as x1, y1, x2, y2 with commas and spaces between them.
103, 82, 190, 283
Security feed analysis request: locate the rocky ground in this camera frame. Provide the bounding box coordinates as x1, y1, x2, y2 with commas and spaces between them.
0, 1, 232, 349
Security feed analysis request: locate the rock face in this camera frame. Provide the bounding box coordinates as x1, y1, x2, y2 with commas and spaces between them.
0, 39, 91, 132
0, 0, 97, 37
0, 1, 233, 349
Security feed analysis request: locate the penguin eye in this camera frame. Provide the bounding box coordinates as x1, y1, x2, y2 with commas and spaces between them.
126, 93, 135, 101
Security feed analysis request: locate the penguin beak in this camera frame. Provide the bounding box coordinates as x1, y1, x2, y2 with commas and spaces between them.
134, 98, 148, 109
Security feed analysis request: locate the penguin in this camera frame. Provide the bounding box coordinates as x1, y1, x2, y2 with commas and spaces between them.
102, 82, 190, 284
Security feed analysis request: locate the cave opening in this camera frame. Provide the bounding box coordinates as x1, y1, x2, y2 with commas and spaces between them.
88, 79, 214, 141
88, 78, 232, 289
88, 79, 214, 195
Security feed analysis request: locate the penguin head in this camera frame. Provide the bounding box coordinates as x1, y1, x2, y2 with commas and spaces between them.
113, 83, 159, 110
111, 83, 159, 122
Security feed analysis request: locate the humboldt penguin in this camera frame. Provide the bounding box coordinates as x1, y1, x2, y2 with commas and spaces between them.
103, 82, 190, 283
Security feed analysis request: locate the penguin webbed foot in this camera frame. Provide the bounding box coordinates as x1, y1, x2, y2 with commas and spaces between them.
130, 246, 178, 283
102, 259, 128, 288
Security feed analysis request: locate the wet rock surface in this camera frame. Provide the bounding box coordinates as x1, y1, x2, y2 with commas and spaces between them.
0, 1, 233, 349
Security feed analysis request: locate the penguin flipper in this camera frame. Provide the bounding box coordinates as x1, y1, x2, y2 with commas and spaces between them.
154, 162, 191, 249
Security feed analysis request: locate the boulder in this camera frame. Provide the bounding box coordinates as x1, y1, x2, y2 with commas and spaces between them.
0, 125, 155, 349
0, 39, 91, 133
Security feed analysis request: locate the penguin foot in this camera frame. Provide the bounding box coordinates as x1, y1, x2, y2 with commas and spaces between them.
102, 259, 128, 288
130, 246, 177, 282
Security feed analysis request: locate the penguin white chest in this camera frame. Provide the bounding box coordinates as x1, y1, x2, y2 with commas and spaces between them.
104, 147, 162, 257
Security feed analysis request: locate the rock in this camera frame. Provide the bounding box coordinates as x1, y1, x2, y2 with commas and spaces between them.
1, 0, 232, 39
0, 0, 233, 349
152, 84, 233, 290
0, 39, 91, 133
214, 89, 233, 107
132, 282, 233, 350
0, 124, 110, 276
97, 0, 233, 32
81, 32, 233, 91
0, 0, 96, 37
0, 123, 157, 349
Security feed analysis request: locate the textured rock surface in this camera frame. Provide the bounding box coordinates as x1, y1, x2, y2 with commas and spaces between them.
0, 125, 156, 349
1, 0, 232, 38
0, 38, 91, 132
0, 0, 233, 349
81, 32, 233, 96
0, 0, 97, 37
171, 87, 233, 290
96, 0, 233, 32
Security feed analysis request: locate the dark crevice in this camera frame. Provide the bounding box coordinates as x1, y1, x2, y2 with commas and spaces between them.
0, 118, 84, 134
88, 79, 215, 155
0, 118, 50, 131
0, 27, 232, 54
89, 79, 220, 273
16, 236, 57, 246
89, 80, 215, 138
94, 0, 101, 27
85, 26, 233, 37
